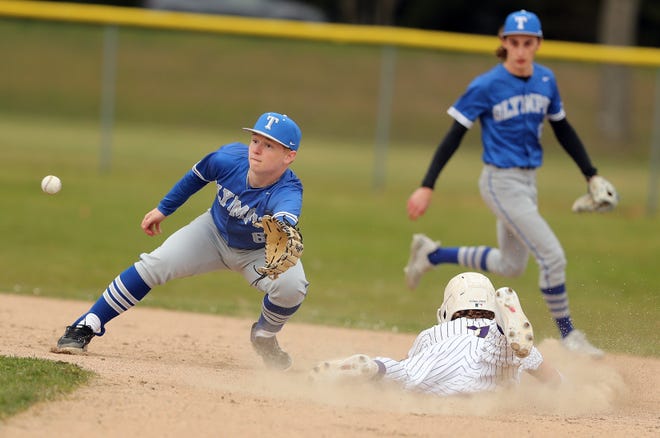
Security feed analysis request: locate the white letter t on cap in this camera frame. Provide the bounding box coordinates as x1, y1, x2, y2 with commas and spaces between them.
514, 16, 528, 29
264, 115, 279, 130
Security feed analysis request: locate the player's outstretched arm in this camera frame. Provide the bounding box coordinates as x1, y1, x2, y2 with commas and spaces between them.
141, 208, 167, 236
408, 121, 467, 221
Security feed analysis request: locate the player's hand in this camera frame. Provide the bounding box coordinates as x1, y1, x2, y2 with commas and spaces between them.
141, 208, 166, 236
407, 187, 433, 221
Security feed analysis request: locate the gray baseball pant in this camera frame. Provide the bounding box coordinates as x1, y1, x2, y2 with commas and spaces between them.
134, 210, 309, 310
478, 165, 566, 290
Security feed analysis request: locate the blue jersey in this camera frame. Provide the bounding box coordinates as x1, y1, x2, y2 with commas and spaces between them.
157, 143, 303, 250
448, 63, 565, 169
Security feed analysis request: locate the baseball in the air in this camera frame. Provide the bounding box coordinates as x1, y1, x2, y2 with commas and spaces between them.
41, 175, 62, 195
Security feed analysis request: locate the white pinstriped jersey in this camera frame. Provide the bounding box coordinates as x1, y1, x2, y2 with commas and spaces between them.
374, 318, 542, 396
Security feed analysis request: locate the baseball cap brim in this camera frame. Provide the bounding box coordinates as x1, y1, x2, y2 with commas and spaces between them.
501, 30, 543, 37
242, 128, 293, 149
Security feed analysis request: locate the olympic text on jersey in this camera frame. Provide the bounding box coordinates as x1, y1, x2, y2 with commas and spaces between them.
492, 93, 550, 122
216, 182, 260, 226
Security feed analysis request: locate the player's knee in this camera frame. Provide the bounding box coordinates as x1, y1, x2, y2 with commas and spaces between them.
498, 262, 527, 278
134, 255, 172, 286
268, 289, 307, 308
266, 276, 309, 308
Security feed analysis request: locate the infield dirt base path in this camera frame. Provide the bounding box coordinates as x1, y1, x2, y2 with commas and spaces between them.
0, 294, 658, 437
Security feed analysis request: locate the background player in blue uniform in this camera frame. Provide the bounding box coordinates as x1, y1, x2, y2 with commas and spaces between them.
53, 112, 308, 370
404, 10, 615, 358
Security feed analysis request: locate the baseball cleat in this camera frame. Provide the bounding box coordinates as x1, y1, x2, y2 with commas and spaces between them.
250, 323, 292, 371
562, 329, 604, 359
52, 325, 95, 355
494, 287, 534, 358
308, 354, 379, 383
404, 234, 439, 290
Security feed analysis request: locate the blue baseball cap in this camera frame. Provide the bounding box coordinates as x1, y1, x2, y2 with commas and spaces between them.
243, 112, 302, 151
502, 10, 543, 38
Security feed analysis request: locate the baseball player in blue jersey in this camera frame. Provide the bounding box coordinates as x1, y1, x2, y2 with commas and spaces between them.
53, 112, 308, 370
404, 10, 617, 358
310, 272, 562, 395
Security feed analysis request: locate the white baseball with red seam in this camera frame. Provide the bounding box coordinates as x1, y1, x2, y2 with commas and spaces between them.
41, 175, 62, 194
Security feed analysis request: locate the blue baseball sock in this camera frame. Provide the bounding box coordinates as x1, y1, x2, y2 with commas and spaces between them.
74, 265, 151, 335
555, 317, 574, 338
428, 247, 459, 265
429, 246, 492, 272
541, 284, 574, 338
255, 295, 301, 333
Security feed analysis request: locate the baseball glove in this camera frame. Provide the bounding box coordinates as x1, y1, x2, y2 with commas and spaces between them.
256, 215, 303, 280
572, 175, 619, 213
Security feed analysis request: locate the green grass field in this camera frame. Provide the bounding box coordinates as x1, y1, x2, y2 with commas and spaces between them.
0, 18, 658, 361
0, 356, 93, 420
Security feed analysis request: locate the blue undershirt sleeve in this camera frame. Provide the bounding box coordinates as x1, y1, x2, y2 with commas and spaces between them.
549, 118, 598, 180
157, 170, 208, 216
421, 121, 468, 189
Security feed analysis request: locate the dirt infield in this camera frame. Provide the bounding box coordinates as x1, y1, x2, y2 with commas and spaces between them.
0, 293, 658, 437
